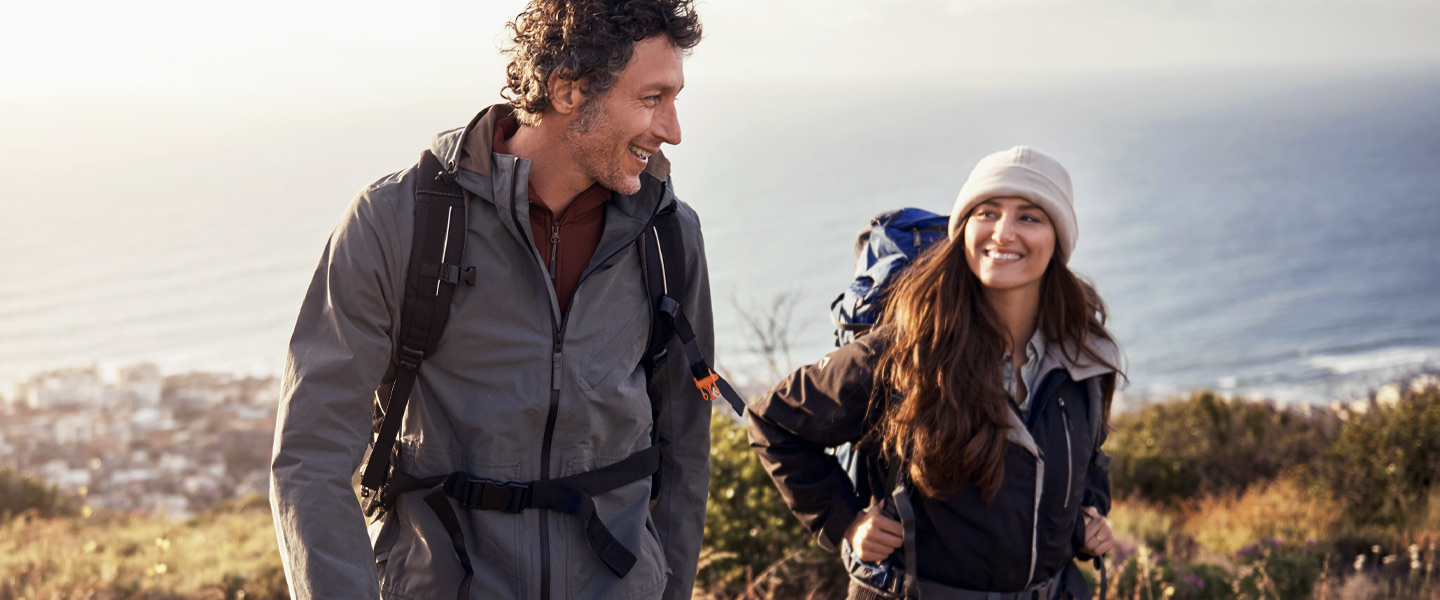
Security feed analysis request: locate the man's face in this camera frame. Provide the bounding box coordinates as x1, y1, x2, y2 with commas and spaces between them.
565, 35, 684, 195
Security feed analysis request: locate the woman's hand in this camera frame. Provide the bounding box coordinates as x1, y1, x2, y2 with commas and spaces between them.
845, 503, 904, 562
1079, 506, 1116, 556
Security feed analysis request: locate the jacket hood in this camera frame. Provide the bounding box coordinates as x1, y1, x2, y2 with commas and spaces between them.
867, 322, 1121, 384
1040, 334, 1122, 383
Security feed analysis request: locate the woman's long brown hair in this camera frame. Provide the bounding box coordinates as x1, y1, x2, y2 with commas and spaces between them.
870, 229, 1121, 502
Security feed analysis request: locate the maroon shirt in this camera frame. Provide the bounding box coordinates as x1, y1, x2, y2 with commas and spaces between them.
492, 116, 609, 314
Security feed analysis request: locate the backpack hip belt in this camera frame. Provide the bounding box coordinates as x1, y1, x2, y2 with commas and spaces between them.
372, 443, 662, 599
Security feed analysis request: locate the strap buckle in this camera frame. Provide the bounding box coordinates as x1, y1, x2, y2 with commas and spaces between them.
693, 369, 720, 403
447, 476, 530, 513
361, 487, 382, 518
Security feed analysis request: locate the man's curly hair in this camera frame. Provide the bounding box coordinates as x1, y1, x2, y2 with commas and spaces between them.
502, 0, 701, 126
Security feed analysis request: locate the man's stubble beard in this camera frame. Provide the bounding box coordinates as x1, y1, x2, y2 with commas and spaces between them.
565, 94, 643, 196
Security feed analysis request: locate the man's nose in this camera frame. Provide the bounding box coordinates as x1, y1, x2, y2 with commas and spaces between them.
655, 100, 681, 146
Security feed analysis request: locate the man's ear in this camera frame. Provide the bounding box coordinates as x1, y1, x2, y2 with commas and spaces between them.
547, 72, 586, 116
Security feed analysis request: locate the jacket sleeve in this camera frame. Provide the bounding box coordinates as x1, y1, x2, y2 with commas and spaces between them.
654, 199, 713, 600
270, 173, 410, 600
746, 331, 886, 553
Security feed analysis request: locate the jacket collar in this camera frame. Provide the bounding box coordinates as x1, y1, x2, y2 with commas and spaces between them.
1038, 333, 1121, 383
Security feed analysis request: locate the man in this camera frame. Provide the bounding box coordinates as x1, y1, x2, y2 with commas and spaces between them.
269, 1, 714, 598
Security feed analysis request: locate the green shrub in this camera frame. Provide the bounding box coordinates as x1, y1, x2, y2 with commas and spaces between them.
698, 412, 846, 598
0, 468, 71, 520
1321, 385, 1440, 527
1108, 392, 1332, 505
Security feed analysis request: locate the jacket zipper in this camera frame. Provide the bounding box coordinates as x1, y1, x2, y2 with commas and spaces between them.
1025, 370, 1063, 587
1059, 397, 1073, 509
548, 221, 560, 280
539, 326, 562, 600
534, 185, 671, 600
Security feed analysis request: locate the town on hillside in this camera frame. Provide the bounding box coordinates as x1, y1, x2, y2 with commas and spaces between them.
1, 364, 280, 520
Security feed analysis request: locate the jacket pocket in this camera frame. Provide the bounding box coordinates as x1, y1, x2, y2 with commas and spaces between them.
578, 302, 649, 392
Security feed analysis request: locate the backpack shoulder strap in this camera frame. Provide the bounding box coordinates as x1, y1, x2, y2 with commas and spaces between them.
360, 150, 474, 515
641, 206, 745, 416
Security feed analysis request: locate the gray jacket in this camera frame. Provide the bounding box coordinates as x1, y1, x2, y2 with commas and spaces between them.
270, 105, 713, 600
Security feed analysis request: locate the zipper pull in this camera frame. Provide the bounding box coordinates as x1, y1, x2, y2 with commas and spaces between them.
1058, 397, 1072, 431
549, 223, 560, 280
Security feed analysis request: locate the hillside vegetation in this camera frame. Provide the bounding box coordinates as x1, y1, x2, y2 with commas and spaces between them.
3, 379, 1438, 599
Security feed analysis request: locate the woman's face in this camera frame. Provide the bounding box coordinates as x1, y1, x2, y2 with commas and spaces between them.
962, 196, 1056, 296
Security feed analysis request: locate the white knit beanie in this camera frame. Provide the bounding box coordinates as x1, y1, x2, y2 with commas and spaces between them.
948, 146, 1078, 263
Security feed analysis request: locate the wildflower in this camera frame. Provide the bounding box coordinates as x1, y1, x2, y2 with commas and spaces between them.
1163, 585, 1175, 598
1354, 554, 1366, 572
155, 537, 171, 551
1306, 538, 1316, 547
81, 505, 93, 518
1269, 536, 1285, 548
83, 540, 98, 553
1181, 574, 1205, 590
1382, 555, 1397, 565
1113, 540, 1136, 562
1372, 544, 1381, 555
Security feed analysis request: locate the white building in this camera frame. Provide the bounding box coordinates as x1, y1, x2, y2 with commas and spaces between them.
53, 413, 97, 446
19, 367, 105, 410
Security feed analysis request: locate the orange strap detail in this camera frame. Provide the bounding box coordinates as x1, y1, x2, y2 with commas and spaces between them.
694, 370, 720, 402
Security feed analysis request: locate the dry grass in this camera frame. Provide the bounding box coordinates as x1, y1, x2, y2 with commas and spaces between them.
0, 496, 286, 600
1179, 476, 1342, 557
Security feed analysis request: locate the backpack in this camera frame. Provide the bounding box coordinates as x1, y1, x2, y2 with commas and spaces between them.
830, 208, 950, 347
357, 150, 742, 594
829, 208, 949, 501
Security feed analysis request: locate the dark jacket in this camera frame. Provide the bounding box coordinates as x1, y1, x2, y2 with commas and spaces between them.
747, 325, 1119, 594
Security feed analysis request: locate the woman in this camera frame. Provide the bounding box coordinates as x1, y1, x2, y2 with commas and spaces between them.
748, 146, 1122, 600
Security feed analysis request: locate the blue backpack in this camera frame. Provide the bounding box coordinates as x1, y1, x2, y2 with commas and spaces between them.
830, 208, 951, 347
829, 208, 949, 502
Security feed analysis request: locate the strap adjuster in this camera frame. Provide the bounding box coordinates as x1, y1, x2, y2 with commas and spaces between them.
446, 476, 530, 513
397, 345, 425, 370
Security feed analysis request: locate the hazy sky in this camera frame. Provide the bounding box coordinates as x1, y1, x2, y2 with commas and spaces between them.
3, 0, 1439, 103
2, 0, 1440, 390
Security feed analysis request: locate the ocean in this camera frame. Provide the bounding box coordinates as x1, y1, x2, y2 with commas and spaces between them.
2, 66, 1438, 406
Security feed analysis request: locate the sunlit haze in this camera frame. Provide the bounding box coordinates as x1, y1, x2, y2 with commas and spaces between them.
2, 0, 1439, 397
